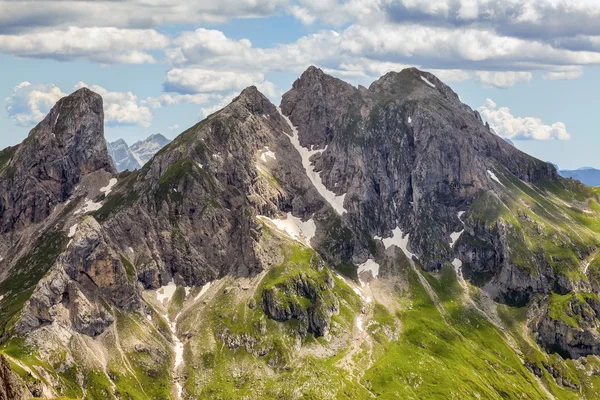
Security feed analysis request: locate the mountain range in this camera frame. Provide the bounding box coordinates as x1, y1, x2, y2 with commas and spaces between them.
106, 134, 171, 172
1, 66, 600, 399
559, 167, 600, 187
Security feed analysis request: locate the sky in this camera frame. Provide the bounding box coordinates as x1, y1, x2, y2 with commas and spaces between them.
1, 1, 600, 170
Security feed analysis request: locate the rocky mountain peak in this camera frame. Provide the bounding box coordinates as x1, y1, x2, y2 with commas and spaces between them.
227, 85, 278, 116
0, 87, 115, 232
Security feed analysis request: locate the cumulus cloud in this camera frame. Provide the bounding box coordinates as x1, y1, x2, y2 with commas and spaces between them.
200, 93, 240, 118
0, 27, 168, 64
74, 82, 152, 127
0, 1, 287, 33
143, 93, 223, 109
479, 98, 571, 141
5, 82, 66, 127
162, 68, 279, 100
164, 69, 268, 94
168, 124, 180, 130
475, 71, 533, 88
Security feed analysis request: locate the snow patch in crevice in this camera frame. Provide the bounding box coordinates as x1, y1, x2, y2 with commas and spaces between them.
74, 198, 102, 215
487, 169, 504, 186
356, 316, 364, 332
449, 211, 466, 247
156, 280, 177, 305
357, 259, 380, 285
68, 223, 78, 238
194, 282, 212, 302
375, 227, 417, 260
260, 147, 276, 162
421, 76, 436, 88
154, 280, 186, 399
408, 116, 412, 124
449, 230, 464, 248
0, 294, 4, 302
277, 107, 347, 215
100, 178, 118, 196
257, 213, 316, 246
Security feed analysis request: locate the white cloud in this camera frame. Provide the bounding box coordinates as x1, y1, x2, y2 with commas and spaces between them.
74, 82, 152, 127
5, 82, 66, 127
543, 66, 584, 80
475, 71, 533, 88
479, 98, 571, 141
0, 27, 169, 64
168, 124, 180, 130
0, 1, 287, 32
164, 68, 269, 94
200, 93, 239, 118
143, 93, 222, 109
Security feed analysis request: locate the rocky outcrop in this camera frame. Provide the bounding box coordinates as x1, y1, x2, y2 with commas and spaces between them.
16, 217, 137, 337
536, 293, 600, 359
0, 87, 115, 234
0, 355, 29, 400
261, 269, 339, 337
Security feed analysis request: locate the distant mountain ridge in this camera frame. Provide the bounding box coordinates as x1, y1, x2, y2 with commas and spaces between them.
560, 166, 600, 186
106, 133, 171, 171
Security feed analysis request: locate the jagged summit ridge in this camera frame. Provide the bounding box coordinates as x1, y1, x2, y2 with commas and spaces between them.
2, 67, 600, 399
0, 87, 114, 233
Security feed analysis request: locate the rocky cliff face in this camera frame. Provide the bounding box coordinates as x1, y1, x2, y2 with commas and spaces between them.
2, 67, 600, 399
0, 355, 29, 400
0, 87, 114, 234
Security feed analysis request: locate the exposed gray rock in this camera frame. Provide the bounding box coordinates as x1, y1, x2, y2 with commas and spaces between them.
536, 293, 600, 359
0, 355, 29, 400
261, 269, 339, 337
0, 87, 115, 233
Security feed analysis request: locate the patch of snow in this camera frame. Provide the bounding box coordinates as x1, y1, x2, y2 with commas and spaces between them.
376, 227, 417, 260
450, 211, 466, 247
452, 258, 463, 268
173, 188, 178, 192
74, 198, 102, 215
67, 239, 73, 248
277, 107, 347, 215
421, 76, 436, 88
197, 162, 203, 169
68, 223, 78, 238
352, 287, 364, 299
260, 147, 276, 162
100, 178, 118, 196
408, 116, 412, 124
449, 230, 464, 247
194, 282, 212, 302
357, 259, 380, 282
487, 169, 504, 186
156, 280, 177, 305
257, 213, 316, 246
0, 294, 4, 301
184, 287, 191, 296
128, 247, 134, 253
146, 315, 152, 321
356, 316, 364, 332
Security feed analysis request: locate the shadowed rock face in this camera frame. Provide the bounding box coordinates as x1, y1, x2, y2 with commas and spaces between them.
280, 66, 556, 272
0, 87, 115, 233
0, 354, 29, 399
